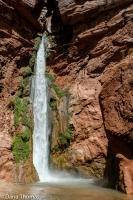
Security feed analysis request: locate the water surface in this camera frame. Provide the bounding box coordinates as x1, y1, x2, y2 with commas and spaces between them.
0, 179, 132, 200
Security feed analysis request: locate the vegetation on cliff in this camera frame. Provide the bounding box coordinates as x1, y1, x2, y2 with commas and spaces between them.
46, 70, 74, 171
12, 129, 30, 163
29, 34, 42, 71
46, 72, 70, 99
7, 35, 42, 163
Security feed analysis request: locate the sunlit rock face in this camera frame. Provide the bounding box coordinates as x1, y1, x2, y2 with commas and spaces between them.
55, 0, 133, 25
46, 0, 133, 194
0, 0, 133, 193
0, 0, 44, 182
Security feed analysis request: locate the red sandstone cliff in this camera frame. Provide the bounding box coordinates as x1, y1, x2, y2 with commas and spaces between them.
46, 0, 133, 194
0, 0, 44, 182
0, 0, 133, 194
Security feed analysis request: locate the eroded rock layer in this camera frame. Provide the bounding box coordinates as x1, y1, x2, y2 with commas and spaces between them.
0, 0, 133, 194
46, 0, 133, 194
0, 0, 44, 182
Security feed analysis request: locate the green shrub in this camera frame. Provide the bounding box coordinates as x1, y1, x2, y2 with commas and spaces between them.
22, 66, 32, 77
17, 76, 23, 82
23, 77, 30, 96
45, 33, 56, 58
17, 76, 30, 97
52, 82, 65, 99
29, 51, 37, 71
65, 130, 71, 140
29, 35, 42, 71
33, 37, 41, 51
12, 128, 31, 163
45, 72, 55, 82
47, 34, 55, 48
49, 97, 57, 111
21, 129, 30, 141
18, 77, 24, 97
65, 126, 72, 140
60, 125, 72, 147
23, 77, 30, 88
22, 99, 32, 128
12, 134, 29, 163
46, 72, 70, 99
13, 96, 31, 128
60, 135, 68, 146
51, 145, 59, 153
14, 96, 23, 127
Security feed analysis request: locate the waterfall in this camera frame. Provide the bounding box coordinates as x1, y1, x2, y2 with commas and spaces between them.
31, 34, 51, 182
30, 34, 93, 184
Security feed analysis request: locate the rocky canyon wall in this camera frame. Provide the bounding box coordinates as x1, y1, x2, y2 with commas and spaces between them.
0, 0, 46, 182
45, 0, 133, 194
0, 0, 133, 195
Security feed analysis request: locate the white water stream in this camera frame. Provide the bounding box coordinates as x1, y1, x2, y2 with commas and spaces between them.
31, 34, 93, 184
31, 34, 51, 182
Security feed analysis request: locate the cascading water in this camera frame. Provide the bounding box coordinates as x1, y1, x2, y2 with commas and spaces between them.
31, 34, 51, 182
31, 33, 93, 184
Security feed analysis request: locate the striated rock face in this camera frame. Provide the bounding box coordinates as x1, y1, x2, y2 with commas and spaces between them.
0, 0, 133, 194
56, 0, 133, 25
46, 0, 133, 193
0, 0, 44, 182
100, 56, 133, 193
